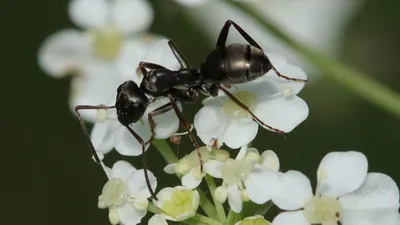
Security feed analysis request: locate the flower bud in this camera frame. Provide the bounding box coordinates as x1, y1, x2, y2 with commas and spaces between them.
215, 186, 228, 203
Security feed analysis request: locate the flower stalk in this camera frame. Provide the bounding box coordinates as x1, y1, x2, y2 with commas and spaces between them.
228, 0, 400, 118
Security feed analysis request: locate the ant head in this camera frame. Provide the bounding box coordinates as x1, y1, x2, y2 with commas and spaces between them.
116, 81, 149, 126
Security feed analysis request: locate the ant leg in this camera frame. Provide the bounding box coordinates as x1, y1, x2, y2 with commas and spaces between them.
145, 102, 174, 146
74, 105, 115, 164
216, 20, 262, 49
124, 125, 158, 200
218, 85, 289, 137
139, 61, 167, 70
168, 98, 203, 172
217, 20, 307, 82
168, 40, 190, 69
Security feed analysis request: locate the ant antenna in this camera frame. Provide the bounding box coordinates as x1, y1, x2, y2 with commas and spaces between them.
75, 105, 158, 199
218, 85, 289, 138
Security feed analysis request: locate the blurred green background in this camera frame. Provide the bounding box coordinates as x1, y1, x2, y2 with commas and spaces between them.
11, 0, 400, 224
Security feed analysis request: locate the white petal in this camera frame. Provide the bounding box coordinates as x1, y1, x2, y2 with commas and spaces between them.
38, 29, 90, 77
227, 184, 242, 213
114, 123, 150, 156
163, 163, 177, 174
116, 36, 163, 79
142, 39, 181, 70
266, 64, 307, 95
273, 211, 310, 225
155, 187, 175, 202
91, 121, 116, 153
254, 96, 308, 133
273, 170, 312, 210
143, 97, 180, 139
111, 160, 136, 180
234, 80, 281, 101
204, 160, 223, 178
112, 0, 154, 34
182, 170, 202, 189
127, 169, 157, 198
69, 62, 121, 122
223, 119, 258, 149
341, 209, 400, 225
174, 0, 210, 7
68, 0, 108, 29
149, 214, 168, 225
117, 202, 146, 225
194, 106, 229, 144
339, 173, 399, 210
318, 151, 368, 198
260, 150, 280, 172
245, 167, 279, 204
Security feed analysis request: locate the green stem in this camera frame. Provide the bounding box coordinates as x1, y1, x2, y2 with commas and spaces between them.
204, 175, 226, 222
152, 139, 217, 219
228, 1, 400, 118
225, 209, 242, 225
186, 214, 224, 225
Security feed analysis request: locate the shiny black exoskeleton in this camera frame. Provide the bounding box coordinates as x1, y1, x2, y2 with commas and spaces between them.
75, 20, 306, 200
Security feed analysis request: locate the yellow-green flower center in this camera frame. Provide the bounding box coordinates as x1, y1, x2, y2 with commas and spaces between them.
221, 159, 252, 185
101, 178, 128, 206
222, 91, 257, 119
92, 26, 122, 60
239, 218, 271, 225
303, 196, 342, 224
162, 190, 197, 219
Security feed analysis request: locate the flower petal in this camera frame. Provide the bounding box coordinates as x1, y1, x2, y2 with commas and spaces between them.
114, 123, 150, 156
181, 170, 202, 189
69, 62, 121, 122
111, 160, 136, 180
254, 95, 308, 133
38, 29, 90, 77
116, 36, 163, 80
149, 214, 168, 225
245, 167, 279, 204
127, 169, 157, 198
339, 173, 399, 210
260, 150, 280, 172
117, 202, 146, 225
223, 119, 258, 149
273, 170, 312, 210
143, 97, 180, 139
340, 209, 400, 225
204, 160, 224, 178
265, 64, 307, 95
318, 151, 368, 198
68, 0, 108, 29
194, 106, 229, 145
163, 163, 177, 174
91, 121, 117, 154
142, 39, 181, 70
272, 211, 310, 225
112, 0, 154, 34
227, 184, 242, 213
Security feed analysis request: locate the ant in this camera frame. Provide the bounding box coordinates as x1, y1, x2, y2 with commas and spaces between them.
75, 20, 307, 200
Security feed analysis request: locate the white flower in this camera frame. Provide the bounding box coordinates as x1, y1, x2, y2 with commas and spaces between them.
148, 214, 168, 225
98, 161, 157, 225
235, 215, 272, 225
194, 55, 308, 149
271, 151, 400, 225
90, 39, 182, 155
211, 146, 280, 213
38, 0, 157, 121
153, 186, 200, 221
179, 0, 363, 73
164, 146, 230, 189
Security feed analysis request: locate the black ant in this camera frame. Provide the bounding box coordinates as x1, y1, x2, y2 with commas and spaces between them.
75, 20, 307, 199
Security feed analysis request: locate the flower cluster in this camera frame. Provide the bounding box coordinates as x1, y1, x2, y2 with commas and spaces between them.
39, 1, 399, 225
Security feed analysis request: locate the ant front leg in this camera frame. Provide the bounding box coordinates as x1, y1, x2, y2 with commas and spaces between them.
124, 125, 158, 200
145, 101, 174, 146
217, 20, 307, 82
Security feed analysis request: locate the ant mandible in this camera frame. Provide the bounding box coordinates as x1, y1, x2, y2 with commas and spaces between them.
75, 20, 307, 200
